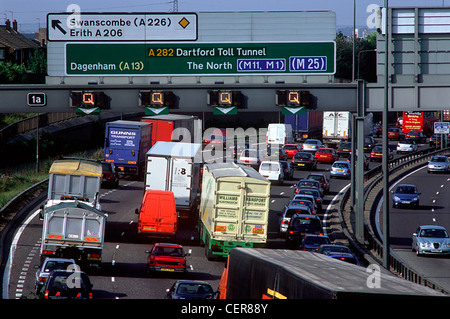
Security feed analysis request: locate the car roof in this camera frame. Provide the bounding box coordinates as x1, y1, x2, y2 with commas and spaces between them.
304, 234, 329, 238
418, 225, 447, 230
287, 203, 310, 209
154, 243, 183, 247
396, 183, 416, 188
333, 160, 350, 164
43, 257, 76, 262
292, 213, 320, 219
175, 280, 212, 286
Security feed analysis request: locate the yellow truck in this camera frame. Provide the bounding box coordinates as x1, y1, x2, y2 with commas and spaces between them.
198, 163, 270, 260
46, 158, 102, 209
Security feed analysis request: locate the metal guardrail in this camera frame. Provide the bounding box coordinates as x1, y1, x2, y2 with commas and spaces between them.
340, 146, 450, 294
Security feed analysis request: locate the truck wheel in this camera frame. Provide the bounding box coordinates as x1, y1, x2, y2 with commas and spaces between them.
205, 246, 216, 261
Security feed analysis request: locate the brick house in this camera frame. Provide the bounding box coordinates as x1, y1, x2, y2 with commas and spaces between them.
0, 19, 38, 64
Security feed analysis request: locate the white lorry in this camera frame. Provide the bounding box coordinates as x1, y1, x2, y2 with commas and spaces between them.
266, 123, 294, 145
322, 112, 373, 148
145, 141, 202, 219
198, 163, 271, 260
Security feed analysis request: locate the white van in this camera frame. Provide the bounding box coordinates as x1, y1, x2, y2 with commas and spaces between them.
258, 161, 284, 185
266, 124, 294, 145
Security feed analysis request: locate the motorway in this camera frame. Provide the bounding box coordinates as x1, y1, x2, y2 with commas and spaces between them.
3, 138, 449, 299
376, 163, 450, 292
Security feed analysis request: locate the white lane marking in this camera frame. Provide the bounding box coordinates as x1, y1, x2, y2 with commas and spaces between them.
324, 183, 351, 236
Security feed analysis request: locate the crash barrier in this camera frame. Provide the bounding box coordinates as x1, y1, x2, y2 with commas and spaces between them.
339, 146, 450, 294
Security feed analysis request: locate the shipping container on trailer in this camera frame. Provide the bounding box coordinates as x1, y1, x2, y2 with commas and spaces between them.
141, 114, 202, 145
198, 163, 270, 260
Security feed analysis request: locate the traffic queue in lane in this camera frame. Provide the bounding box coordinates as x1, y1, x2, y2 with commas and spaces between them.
15, 126, 438, 300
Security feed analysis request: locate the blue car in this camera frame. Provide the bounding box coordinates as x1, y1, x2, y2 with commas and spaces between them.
391, 184, 421, 208
299, 234, 331, 251
330, 161, 351, 179
316, 244, 360, 265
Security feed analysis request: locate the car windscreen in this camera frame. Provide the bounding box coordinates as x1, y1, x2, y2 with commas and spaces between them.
430, 156, 447, 162
421, 229, 449, 238
394, 186, 417, 194
176, 283, 214, 296
153, 246, 183, 257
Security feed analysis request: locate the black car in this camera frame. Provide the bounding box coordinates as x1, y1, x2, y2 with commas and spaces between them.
42, 270, 93, 299
336, 142, 352, 157
292, 152, 317, 170
363, 136, 376, 152
166, 280, 216, 299
429, 133, 449, 148
101, 161, 119, 188
279, 160, 294, 180
405, 130, 426, 143
285, 214, 323, 249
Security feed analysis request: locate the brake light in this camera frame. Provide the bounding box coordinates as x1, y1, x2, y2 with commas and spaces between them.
39, 277, 47, 282
295, 189, 298, 193
42, 250, 55, 255
44, 290, 49, 299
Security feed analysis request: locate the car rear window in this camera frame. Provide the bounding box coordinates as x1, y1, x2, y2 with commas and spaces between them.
290, 217, 322, 232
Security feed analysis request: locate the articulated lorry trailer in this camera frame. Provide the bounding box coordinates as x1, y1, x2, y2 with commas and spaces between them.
141, 114, 202, 145
218, 248, 446, 299
198, 163, 270, 260
145, 141, 202, 219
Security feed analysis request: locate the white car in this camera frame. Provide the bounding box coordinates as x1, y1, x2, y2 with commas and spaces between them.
258, 161, 284, 185
396, 139, 418, 154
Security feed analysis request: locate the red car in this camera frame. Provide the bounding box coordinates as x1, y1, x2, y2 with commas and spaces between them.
388, 128, 405, 140
370, 146, 393, 162
283, 144, 300, 158
146, 243, 191, 275
314, 148, 338, 163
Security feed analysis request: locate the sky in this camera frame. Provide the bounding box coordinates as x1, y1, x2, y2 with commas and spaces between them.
1, 0, 448, 33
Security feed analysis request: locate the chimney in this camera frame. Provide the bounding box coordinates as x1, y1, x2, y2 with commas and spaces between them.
5, 19, 10, 31
12, 20, 17, 32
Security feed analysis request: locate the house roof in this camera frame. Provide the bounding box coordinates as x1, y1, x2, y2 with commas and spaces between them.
0, 25, 38, 50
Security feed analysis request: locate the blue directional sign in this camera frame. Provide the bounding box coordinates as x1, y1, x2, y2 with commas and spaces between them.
434, 122, 450, 134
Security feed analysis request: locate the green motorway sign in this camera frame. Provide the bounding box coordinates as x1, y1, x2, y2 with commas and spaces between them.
66, 42, 335, 76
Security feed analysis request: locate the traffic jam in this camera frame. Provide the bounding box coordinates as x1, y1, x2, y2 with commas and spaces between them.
22, 110, 450, 300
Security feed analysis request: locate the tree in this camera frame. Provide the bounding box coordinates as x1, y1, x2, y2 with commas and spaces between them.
335, 31, 377, 82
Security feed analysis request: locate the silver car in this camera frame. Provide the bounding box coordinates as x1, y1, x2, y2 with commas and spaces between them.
412, 225, 450, 256
34, 257, 77, 293
301, 139, 323, 152
427, 155, 450, 173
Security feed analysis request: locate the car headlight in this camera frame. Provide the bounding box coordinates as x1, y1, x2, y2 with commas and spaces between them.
393, 196, 400, 201
420, 242, 432, 248
411, 196, 419, 202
